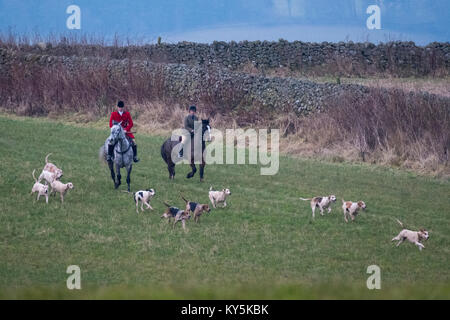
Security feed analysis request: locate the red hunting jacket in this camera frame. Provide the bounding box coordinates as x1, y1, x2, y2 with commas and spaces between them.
109, 110, 135, 139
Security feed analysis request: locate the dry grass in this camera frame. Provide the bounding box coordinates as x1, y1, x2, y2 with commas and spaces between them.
348, 77, 450, 98
288, 76, 450, 98
277, 89, 450, 178
13, 95, 447, 178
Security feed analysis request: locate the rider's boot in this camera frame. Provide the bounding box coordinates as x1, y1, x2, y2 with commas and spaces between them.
132, 144, 140, 163
107, 144, 114, 162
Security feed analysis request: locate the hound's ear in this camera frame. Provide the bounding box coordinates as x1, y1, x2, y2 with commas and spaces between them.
358, 201, 363, 207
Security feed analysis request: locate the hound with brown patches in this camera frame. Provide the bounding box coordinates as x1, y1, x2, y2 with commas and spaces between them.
38, 170, 59, 187
31, 169, 49, 204
50, 180, 74, 203
40, 153, 63, 181
133, 189, 155, 213
299, 195, 337, 218
342, 199, 366, 222
161, 201, 191, 229
392, 219, 429, 251
181, 195, 211, 223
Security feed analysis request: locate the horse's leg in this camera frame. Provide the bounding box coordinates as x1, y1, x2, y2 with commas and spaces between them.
186, 144, 197, 179
126, 165, 132, 192
187, 163, 197, 179
169, 162, 175, 180
115, 164, 121, 189
108, 160, 116, 185
199, 143, 205, 182
200, 158, 205, 182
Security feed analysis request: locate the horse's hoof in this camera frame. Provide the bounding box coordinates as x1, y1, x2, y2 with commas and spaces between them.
200, 178, 204, 182
187, 174, 193, 179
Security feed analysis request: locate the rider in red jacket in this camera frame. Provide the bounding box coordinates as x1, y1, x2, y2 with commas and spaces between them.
107, 101, 139, 163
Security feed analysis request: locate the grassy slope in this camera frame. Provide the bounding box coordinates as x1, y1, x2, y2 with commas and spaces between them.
0, 115, 449, 299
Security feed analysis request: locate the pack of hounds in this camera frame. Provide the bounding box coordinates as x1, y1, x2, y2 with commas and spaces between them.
31, 154, 74, 204
31, 154, 429, 251
135, 188, 231, 230
299, 194, 429, 251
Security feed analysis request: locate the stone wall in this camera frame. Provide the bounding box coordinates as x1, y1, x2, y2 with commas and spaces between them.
0, 49, 371, 114
7, 40, 450, 76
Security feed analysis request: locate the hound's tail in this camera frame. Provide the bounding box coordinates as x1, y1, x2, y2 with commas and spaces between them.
163, 201, 172, 208
45, 153, 52, 164
210, 186, 213, 191
181, 195, 189, 203
342, 199, 345, 204
299, 197, 311, 201
32, 169, 37, 182
395, 218, 404, 228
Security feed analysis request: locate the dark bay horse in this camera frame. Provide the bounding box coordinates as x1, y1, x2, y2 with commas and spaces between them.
161, 119, 211, 181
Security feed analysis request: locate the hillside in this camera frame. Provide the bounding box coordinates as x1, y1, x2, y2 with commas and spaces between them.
0, 115, 449, 299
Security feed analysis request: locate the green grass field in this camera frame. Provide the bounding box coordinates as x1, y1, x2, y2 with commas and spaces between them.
0, 115, 449, 299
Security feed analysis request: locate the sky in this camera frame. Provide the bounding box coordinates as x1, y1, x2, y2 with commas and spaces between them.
0, 0, 449, 45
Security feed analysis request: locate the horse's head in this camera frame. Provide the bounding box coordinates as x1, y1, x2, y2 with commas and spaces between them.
202, 118, 212, 142
110, 121, 124, 143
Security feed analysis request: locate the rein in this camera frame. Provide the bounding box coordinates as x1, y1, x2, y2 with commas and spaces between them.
116, 137, 132, 155
112, 129, 131, 155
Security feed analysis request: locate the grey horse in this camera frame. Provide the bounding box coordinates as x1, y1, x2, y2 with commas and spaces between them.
99, 122, 134, 192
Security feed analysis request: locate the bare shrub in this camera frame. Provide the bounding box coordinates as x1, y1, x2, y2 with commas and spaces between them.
286, 87, 449, 175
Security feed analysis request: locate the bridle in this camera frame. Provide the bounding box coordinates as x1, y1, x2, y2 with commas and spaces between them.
112, 126, 132, 155
203, 123, 211, 142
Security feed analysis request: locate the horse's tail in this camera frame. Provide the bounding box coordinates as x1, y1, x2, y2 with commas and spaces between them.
99, 145, 107, 164
45, 153, 52, 164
